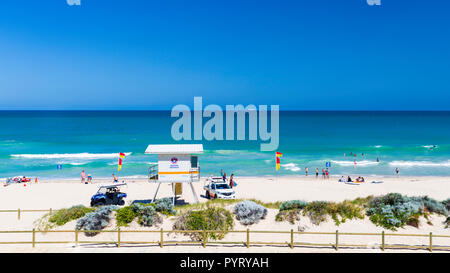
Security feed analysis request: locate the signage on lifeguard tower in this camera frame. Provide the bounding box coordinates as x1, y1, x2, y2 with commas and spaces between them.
145, 144, 203, 183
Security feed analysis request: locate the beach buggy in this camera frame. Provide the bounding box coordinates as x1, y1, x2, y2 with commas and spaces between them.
90, 183, 127, 207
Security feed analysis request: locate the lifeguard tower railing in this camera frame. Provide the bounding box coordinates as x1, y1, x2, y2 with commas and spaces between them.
148, 164, 200, 182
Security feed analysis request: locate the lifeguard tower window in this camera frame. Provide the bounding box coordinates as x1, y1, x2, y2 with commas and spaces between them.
191, 156, 198, 168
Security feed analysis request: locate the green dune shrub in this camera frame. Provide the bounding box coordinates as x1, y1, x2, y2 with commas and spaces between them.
367, 194, 449, 230
172, 207, 234, 240
48, 205, 95, 226
442, 198, 450, 211
326, 200, 365, 225
279, 200, 308, 211
367, 193, 424, 230
132, 203, 162, 227
419, 196, 448, 216
233, 200, 267, 225
303, 201, 330, 225
116, 206, 136, 227
275, 209, 301, 224
75, 205, 118, 236
154, 198, 176, 215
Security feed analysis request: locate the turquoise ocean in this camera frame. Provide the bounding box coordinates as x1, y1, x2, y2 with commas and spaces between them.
1, 111, 450, 179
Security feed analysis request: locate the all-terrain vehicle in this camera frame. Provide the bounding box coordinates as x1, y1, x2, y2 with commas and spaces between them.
90, 184, 127, 207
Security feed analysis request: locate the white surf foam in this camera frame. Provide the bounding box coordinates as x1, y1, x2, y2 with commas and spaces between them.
281, 163, 301, 172
332, 160, 380, 166
11, 152, 132, 159
389, 160, 450, 167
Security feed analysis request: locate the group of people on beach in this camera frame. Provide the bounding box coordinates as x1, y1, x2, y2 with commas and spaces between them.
80, 170, 93, 184
81, 170, 119, 184
304, 167, 330, 179
215, 169, 237, 189
338, 176, 365, 183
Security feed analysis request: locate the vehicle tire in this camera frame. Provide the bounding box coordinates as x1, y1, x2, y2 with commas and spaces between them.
118, 199, 125, 206
206, 191, 210, 199
90, 201, 95, 207
97, 200, 106, 206
213, 194, 217, 199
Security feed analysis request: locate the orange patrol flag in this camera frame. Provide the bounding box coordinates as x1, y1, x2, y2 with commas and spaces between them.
118, 153, 126, 171
276, 152, 283, 171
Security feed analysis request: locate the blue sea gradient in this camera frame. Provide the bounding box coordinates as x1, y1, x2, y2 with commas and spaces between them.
1, 111, 449, 179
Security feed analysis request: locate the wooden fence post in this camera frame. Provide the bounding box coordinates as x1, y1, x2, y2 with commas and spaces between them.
49, 208, 52, 215
429, 232, 432, 252
335, 230, 339, 251
18, 209, 20, 220
117, 227, 121, 248
290, 229, 294, 249
203, 230, 207, 248
381, 231, 385, 251
160, 228, 163, 248
246, 228, 250, 248
32, 229, 35, 248
75, 230, 78, 247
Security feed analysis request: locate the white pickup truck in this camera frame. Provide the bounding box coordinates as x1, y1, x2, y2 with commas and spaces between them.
203, 177, 236, 199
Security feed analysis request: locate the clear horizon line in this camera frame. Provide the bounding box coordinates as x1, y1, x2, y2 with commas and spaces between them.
0, 109, 449, 112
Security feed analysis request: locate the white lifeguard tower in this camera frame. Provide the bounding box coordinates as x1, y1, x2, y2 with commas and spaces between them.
145, 144, 203, 205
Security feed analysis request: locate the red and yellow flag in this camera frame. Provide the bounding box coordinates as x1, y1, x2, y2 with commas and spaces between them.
276, 152, 283, 171
118, 153, 126, 171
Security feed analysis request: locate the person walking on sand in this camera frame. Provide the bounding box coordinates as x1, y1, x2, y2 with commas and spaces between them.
81, 170, 86, 184
229, 174, 235, 188
305, 167, 309, 176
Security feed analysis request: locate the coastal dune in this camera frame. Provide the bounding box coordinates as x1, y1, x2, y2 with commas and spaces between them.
0, 175, 449, 253
1, 175, 449, 210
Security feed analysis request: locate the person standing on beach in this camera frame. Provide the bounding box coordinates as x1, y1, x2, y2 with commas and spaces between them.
305, 167, 309, 176
395, 168, 399, 176
325, 168, 329, 179
220, 169, 224, 177
81, 170, 85, 184
87, 174, 92, 184
223, 172, 227, 182
229, 174, 235, 188
113, 173, 118, 183
315, 168, 319, 179
322, 168, 325, 179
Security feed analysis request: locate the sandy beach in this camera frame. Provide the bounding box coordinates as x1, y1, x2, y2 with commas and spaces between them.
0, 175, 449, 253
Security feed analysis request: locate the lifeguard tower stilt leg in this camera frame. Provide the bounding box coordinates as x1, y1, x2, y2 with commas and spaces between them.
189, 182, 199, 203
152, 182, 161, 203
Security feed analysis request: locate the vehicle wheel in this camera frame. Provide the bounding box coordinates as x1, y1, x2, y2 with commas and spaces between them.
213, 194, 217, 199
97, 200, 106, 206
118, 199, 125, 206
206, 191, 210, 199
90, 201, 95, 207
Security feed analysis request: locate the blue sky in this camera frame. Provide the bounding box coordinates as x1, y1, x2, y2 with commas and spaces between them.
0, 0, 449, 110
